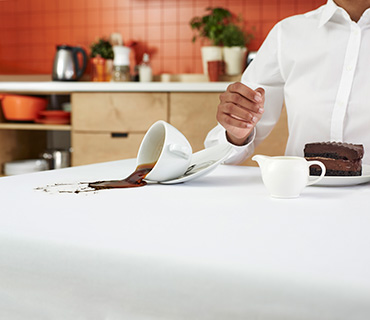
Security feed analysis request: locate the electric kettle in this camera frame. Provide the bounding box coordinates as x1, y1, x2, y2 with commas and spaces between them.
52, 45, 87, 81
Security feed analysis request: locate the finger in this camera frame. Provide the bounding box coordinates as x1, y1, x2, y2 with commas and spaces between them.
223, 86, 264, 115
217, 111, 253, 130
218, 104, 262, 127
255, 87, 265, 106
221, 93, 262, 115
220, 94, 264, 122
217, 112, 255, 143
227, 82, 264, 104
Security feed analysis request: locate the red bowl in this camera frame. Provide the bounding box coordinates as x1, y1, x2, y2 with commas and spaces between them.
38, 110, 71, 119
0, 94, 48, 121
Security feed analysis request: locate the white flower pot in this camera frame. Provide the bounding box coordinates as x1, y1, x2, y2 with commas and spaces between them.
201, 46, 223, 74
223, 46, 248, 75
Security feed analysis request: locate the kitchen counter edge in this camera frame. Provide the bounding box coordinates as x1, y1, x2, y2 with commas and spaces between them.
0, 81, 231, 94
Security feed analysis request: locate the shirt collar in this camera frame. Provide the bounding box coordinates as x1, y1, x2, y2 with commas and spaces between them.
319, 0, 370, 27
358, 8, 370, 26
318, 0, 341, 28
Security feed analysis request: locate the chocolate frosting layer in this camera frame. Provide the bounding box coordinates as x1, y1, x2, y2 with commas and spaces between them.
304, 142, 364, 160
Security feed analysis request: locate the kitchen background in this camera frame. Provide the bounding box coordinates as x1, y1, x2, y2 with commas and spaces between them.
0, 0, 325, 76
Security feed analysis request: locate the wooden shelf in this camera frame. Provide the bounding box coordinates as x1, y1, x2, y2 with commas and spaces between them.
0, 123, 71, 131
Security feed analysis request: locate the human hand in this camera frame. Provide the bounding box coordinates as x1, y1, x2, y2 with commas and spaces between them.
216, 82, 265, 146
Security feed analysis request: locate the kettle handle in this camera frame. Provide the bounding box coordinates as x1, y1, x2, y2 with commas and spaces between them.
72, 47, 87, 80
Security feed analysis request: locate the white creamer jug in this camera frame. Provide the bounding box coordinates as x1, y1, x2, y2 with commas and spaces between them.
252, 155, 326, 198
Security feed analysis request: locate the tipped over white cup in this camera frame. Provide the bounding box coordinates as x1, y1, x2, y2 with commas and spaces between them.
136, 120, 192, 182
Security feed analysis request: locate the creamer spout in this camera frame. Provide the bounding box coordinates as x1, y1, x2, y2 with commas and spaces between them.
252, 154, 270, 168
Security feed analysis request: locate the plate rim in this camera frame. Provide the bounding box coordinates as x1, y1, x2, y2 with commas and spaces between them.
312, 164, 370, 186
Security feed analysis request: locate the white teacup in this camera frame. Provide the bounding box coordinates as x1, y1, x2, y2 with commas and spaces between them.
137, 120, 192, 182
252, 155, 326, 198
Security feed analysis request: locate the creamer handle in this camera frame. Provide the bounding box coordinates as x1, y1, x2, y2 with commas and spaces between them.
307, 161, 326, 185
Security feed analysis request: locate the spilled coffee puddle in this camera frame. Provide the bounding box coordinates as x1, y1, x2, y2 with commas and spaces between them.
34, 182, 97, 195
88, 163, 154, 190
34, 163, 155, 195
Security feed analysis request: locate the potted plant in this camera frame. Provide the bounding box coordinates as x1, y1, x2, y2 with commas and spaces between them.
190, 7, 231, 74
90, 38, 114, 81
190, 7, 254, 76
222, 22, 253, 75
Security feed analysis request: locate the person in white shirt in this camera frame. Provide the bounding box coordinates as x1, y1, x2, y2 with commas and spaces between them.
205, 0, 370, 164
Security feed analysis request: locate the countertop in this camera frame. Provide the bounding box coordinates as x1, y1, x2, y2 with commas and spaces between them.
1, 158, 370, 319
0, 75, 232, 93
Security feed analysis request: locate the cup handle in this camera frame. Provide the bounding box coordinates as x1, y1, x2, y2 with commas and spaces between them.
168, 144, 191, 160
307, 160, 326, 185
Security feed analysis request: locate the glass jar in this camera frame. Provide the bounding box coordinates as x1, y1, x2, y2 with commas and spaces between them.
112, 65, 130, 82
91, 56, 106, 82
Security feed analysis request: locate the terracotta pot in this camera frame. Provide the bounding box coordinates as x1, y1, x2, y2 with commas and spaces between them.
0, 94, 47, 121
201, 46, 223, 74
207, 60, 225, 82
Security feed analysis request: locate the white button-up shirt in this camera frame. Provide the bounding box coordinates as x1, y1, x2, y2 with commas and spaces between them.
205, 0, 370, 164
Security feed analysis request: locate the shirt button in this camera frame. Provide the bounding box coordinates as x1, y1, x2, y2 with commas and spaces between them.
338, 101, 345, 107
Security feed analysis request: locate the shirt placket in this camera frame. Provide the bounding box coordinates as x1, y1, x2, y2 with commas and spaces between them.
330, 22, 362, 142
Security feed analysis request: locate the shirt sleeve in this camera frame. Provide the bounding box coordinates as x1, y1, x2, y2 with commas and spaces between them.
204, 22, 285, 164
204, 124, 256, 164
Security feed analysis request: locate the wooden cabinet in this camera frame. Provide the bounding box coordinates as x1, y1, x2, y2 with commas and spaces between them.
71, 92, 220, 166
169, 93, 220, 152
71, 92, 168, 166
0, 89, 288, 173
71, 92, 288, 167
72, 132, 145, 166
0, 96, 71, 176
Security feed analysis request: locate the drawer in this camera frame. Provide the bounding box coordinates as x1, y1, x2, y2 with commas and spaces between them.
72, 132, 145, 166
72, 93, 168, 132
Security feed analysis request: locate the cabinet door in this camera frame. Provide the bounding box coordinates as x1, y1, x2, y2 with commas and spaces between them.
72, 93, 168, 132
169, 93, 220, 152
72, 132, 144, 166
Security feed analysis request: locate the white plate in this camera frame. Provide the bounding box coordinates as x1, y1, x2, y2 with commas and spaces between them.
159, 144, 233, 184
312, 164, 370, 186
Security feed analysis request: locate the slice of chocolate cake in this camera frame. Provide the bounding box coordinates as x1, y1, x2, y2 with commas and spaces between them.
304, 142, 364, 176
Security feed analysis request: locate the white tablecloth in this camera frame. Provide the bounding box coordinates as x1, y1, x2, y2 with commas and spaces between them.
1, 159, 370, 320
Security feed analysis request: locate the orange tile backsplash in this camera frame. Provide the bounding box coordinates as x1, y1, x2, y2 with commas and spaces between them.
0, 0, 326, 76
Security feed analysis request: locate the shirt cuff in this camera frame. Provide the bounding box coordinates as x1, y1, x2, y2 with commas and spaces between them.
220, 127, 256, 164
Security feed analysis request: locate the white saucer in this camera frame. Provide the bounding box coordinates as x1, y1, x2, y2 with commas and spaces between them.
159, 144, 233, 184
312, 164, 370, 186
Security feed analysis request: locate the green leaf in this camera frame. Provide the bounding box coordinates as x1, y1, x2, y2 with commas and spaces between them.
188, 6, 253, 47
90, 38, 114, 59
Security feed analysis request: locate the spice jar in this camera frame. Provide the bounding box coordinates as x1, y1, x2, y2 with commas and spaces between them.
91, 55, 106, 82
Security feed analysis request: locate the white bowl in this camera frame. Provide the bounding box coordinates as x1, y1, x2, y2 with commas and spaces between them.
4, 159, 49, 176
